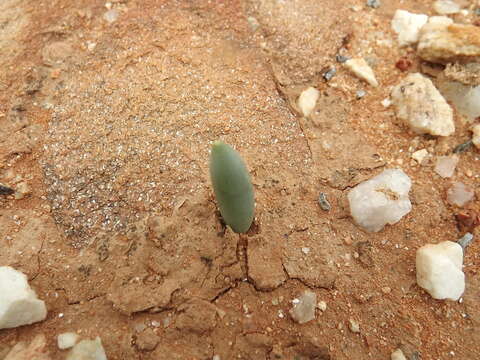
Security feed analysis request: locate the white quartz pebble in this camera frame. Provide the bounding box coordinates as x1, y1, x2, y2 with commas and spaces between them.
344, 58, 378, 87
434, 155, 459, 178
433, 0, 461, 15
416, 241, 465, 300
391, 348, 407, 360
103, 9, 119, 23
348, 169, 412, 232
392, 73, 455, 137
439, 82, 480, 122
66, 337, 107, 360
447, 182, 474, 207
58, 332, 79, 350
0, 266, 47, 329
391, 10, 429, 46
348, 318, 360, 333
412, 149, 428, 164
472, 124, 480, 149
297, 87, 319, 117
317, 301, 327, 312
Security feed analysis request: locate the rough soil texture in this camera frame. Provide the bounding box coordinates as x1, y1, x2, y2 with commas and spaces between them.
0, 0, 479, 359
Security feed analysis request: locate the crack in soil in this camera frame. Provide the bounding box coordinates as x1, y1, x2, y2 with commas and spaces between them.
30, 239, 44, 282
267, 62, 314, 161
54, 287, 107, 305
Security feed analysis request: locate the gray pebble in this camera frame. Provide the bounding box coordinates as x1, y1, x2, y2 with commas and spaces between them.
453, 140, 473, 154
457, 233, 474, 251
366, 0, 381, 9
318, 193, 331, 211
336, 55, 349, 63
323, 67, 336, 81
0, 184, 14, 196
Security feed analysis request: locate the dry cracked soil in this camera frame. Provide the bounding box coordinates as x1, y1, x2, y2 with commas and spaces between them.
0, 0, 479, 359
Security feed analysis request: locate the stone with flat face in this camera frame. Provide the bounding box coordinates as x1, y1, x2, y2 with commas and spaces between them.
391, 10, 428, 46
392, 73, 454, 136
418, 17, 480, 63
289, 290, 317, 324
0, 266, 47, 330
66, 338, 107, 360
416, 241, 465, 301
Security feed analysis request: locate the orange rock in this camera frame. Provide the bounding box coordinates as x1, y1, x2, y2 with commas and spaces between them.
418, 17, 480, 63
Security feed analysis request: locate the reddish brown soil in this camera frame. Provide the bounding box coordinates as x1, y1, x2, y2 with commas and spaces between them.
0, 0, 479, 359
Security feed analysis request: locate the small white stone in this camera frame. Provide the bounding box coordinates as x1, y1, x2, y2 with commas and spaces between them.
382, 286, 392, 294
426, 15, 454, 27
416, 241, 465, 300
289, 290, 316, 324
433, 0, 461, 15
391, 73, 455, 136
391, 10, 429, 46
58, 332, 79, 350
103, 9, 119, 23
297, 87, 320, 117
317, 301, 327, 312
0, 266, 47, 329
14, 182, 30, 200
447, 182, 474, 207
348, 169, 412, 232
86, 41, 97, 52
247, 16, 260, 31
348, 319, 360, 333
344, 58, 378, 87
391, 348, 407, 360
412, 149, 428, 164
66, 337, 107, 360
301, 247, 310, 255
434, 155, 459, 178
381, 98, 392, 107
472, 124, 480, 149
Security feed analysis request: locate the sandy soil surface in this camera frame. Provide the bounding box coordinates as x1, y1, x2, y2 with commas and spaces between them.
0, 0, 479, 359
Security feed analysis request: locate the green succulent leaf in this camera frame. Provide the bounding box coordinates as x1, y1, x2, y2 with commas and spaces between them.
209, 141, 255, 233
